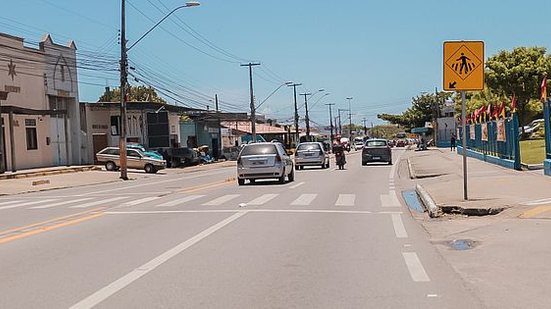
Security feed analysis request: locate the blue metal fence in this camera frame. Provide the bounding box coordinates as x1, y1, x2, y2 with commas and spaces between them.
458, 113, 521, 170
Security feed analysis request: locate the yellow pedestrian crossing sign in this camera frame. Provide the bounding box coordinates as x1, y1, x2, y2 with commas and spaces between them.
443, 41, 484, 91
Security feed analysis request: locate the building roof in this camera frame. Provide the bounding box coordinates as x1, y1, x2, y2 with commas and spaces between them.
221, 121, 287, 134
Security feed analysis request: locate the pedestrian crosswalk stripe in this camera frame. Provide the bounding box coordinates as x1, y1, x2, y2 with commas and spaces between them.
335, 194, 355, 206
247, 194, 279, 206
30, 198, 95, 209
381, 191, 401, 207
0, 200, 26, 206
122, 196, 162, 206
0, 199, 57, 210
291, 194, 317, 206
202, 194, 240, 206
69, 196, 129, 208
158, 195, 205, 207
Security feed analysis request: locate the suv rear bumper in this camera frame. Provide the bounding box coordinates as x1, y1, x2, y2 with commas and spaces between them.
237, 166, 284, 179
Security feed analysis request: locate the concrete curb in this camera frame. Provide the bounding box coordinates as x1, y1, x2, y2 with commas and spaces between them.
0, 166, 101, 180
415, 184, 440, 218
407, 158, 416, 179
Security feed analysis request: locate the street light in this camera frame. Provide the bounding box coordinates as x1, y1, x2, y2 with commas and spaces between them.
346, 97, 353, 138
119, 0, 200, 180
257, 81, 294, 109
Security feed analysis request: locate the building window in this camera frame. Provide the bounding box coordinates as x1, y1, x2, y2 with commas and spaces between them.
111, 116, 120, 136
26, 127, 38, 150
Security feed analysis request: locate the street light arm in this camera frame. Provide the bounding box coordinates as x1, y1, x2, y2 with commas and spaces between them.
128, 4, 189, 51
257, 82, 292, 109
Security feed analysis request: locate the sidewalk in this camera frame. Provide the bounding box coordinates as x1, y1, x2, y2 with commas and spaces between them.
407, 148, 551, 216
405, 148, 551, 308
0, 161, 236, 196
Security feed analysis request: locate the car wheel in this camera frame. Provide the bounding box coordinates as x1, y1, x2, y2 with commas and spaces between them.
144, 163, 156, 173
105, 161, 117, 171
238, 178, 245, 186
278, 170, 286, 184
362, 162, 367, 166
288, 167, 295, 182
321, 164, 325, 169
388, 159, 393, 165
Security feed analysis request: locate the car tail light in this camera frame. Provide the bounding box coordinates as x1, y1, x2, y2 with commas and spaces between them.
319, 150, 323, 155
275, 155, 282, 162
237, 157, 242, 165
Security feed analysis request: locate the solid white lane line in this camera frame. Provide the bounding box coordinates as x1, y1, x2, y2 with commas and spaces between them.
402, 252, 430, 282
122, 196, 162, 206
335, 194, 355, 206
30, 198, 95, 209
69, 196, 129, 208
289, 182, 305, 189
0, 199, 57, 210
70, 211, 247, 309
105, 209, 378, 215
247, 194, 279, 206
157, 195, 205, 207
291, 194, 317, 206
391, 214, 408, 238
202, 194, 240, 206
0, 200, 26, 206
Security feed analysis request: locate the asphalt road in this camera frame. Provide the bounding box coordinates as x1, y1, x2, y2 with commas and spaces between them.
0, 149, 483, 308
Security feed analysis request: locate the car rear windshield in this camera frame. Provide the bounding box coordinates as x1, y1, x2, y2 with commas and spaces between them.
240, 144, 278, 156
297, 143, 320, 151
366, 140, 387, 147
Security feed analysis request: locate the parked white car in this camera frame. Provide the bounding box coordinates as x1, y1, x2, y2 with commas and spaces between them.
96, 147, 166, 173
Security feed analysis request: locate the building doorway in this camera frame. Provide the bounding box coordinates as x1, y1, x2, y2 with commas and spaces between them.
92, 134, 108, 164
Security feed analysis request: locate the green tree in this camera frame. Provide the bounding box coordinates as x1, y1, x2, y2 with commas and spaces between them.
485, 47, 551, 128
378, 92, 452, 129
98, 85, 166, 103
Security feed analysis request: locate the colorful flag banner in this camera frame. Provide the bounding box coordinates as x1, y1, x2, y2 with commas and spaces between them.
481, 123, 488, 141
497, 119, 506, 141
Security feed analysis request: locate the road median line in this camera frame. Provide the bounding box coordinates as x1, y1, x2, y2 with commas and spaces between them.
0, 207, 106, 245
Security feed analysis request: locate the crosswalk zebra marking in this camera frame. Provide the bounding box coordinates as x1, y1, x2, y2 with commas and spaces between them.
158, 195, 205, 207
122, 196, 162, 207
69, 196, 129, 208
0, 200, 27, 206
30, 198, 95, 209
247, 194, 279, 206
291, 194, 317, 206
335, 194, 355, 206
0, 199, 57, 210
202, 194, 240, 206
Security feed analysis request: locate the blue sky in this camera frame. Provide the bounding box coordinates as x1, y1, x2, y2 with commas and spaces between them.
4, 0, 551, 126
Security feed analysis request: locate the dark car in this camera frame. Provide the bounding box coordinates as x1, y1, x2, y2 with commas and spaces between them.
362, 139, 392, 165
156, 147, 200, 167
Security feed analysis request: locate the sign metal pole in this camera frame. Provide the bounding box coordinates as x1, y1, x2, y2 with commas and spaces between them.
461, 90, 468, 200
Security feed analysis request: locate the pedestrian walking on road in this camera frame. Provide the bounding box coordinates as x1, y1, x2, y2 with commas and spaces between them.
450, 132, 456, 151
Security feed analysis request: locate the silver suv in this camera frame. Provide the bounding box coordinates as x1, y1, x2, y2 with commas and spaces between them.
294, 142, 330, 170
96, 146, 166, 174
236, 142, 294, 185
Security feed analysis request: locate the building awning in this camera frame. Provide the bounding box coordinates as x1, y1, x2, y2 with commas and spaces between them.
221, 121, 287, 134
411, 127, 432, 134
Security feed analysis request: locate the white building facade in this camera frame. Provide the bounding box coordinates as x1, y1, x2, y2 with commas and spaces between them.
0, 33, 81, 172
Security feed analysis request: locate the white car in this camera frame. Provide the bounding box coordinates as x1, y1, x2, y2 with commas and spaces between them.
294, 142, 330, 170
237, 142, 294, 185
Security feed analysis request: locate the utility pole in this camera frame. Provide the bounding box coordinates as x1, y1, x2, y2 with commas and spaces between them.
215, 94, 221, 159
362, 117, 367, 136
288, 83, 301, 146
300, 92, 312, 141
346, 97, 353, 138
325, 103, 335, 143
241, 62, 260, 143
119, 0, 129, 180
338, 108, 348, 136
